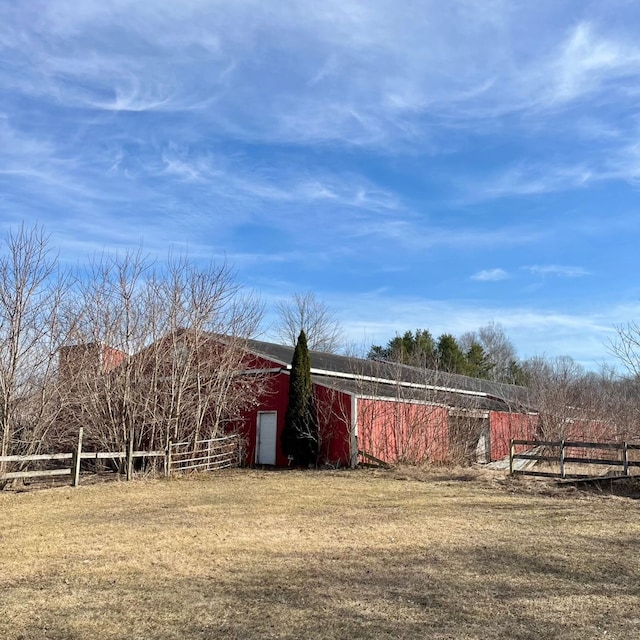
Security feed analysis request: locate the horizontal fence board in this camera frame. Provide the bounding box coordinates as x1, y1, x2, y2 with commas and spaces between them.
512, 470, 566, 478
563, 441, 626, 451
511, 439, 559, 447
512, 439, 640, 451
0, 453, 73, 463
563, 456, 624, 466
77, 450, 165, 460
513, 470, 593, 479
80, 451, 125, 460
513, 454, 558, 462
510, 438, 640, 479
1, 468, 72, 480
2, 450, 167, 463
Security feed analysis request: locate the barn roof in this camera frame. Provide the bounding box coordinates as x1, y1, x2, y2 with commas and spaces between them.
245, 338, 533, 412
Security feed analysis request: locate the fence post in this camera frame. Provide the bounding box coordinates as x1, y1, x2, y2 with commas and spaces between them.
126, 428, 134, 481
71, 427, 84, 487
509, 439, 514, 476
623, 442, 629, 476
559, 439, 566, 479
165, 440, 172, 478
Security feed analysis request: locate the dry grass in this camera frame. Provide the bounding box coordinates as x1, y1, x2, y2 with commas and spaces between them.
1, 467, 639, 640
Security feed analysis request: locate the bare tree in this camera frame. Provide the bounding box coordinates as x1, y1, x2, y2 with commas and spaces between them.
520, 355, 621, 442
274, 292, 342, 353
59, 249, 265, 462
0, 225, 71, 482
606, 322, 640, 439
459, 321, 522, 383
609, 321, 640, 378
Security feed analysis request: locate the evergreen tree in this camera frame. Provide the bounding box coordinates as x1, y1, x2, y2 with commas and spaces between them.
281, 330, 319, 466
465, 342, 494, 379
436, 333, 468, 374
368, 329, 435, 366
369, 325, 527, 383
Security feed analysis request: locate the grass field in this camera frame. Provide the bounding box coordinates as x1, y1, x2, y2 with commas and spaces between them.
1, 468, 639, 640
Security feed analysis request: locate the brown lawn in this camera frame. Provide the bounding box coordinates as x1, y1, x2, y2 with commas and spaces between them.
1, 468, 639, 640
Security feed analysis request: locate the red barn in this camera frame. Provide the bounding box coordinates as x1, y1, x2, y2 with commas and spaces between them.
236, 339, 537, 468
57, 334, 540, 467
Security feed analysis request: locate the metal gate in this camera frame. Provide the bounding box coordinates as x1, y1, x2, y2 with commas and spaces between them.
168, 434, 240, 474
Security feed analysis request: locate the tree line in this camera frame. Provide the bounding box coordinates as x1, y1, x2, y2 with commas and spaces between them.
367, 325, 527, 384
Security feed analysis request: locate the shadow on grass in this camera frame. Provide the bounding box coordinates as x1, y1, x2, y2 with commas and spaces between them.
575, 477, 640, 500
23, 539, 640, 640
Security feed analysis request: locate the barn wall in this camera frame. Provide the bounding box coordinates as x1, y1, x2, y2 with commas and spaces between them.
241, 352, 286, 371
564, 419, 615, 442
357, 399, 449, 464
315, 385, 352, 466
238, 372, 290, 467
563, 419, 620, 459
489, 411, 539, 460
237, 372, 353, 467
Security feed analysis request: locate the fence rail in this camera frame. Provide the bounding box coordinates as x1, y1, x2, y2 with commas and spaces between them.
0, 430, 240, 488
168, 435, 240, 473
509, 439, 640, 478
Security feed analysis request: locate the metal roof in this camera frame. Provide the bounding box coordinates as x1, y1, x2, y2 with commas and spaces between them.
245, 338, 533, 412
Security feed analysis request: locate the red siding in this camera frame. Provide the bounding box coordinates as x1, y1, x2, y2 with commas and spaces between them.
564, 419, 615, 442
489, 411, 538, 460
239, 372, 291, 467
101, 345, 126, 372
314, 385, 352, 466
563, 420, 620, 460
357, 399, 449, 464
237, 372, 352, 467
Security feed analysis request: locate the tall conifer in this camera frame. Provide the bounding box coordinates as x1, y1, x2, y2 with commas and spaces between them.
281, 330, 319, 466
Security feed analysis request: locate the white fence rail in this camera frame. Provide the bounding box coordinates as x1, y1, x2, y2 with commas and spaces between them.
0, 429, 240, 488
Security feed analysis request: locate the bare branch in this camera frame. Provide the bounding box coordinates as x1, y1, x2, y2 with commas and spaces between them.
274, 292, 342, 353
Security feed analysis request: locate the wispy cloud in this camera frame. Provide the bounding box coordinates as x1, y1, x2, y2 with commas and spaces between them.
1, 2, 639, 367
3, 3, 640, 151
472, 268, 509, 282
547, 22, 640, 105
526, 265, 590, 278
466, 162, 595, 201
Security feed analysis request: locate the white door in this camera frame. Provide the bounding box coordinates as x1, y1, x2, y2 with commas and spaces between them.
257, 412, 277, 465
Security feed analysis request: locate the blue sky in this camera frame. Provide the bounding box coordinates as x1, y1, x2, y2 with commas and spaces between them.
2, 1, 640, 367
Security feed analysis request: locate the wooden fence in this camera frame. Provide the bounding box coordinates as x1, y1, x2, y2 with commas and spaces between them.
0, 429, 240, 488
168, 435, 240, 474
509, 439, 640, 479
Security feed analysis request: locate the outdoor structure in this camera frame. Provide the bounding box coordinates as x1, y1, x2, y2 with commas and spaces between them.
57, 334, 615, 470
237, 339, 539, 468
